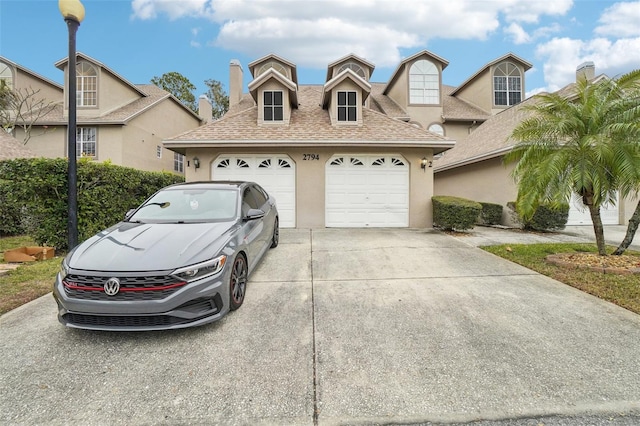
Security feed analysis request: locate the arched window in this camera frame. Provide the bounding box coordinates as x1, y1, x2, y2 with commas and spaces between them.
0, 61, 13, 90
77, 61, 97, 107
338, 62, 366, 79
428, 123, 444, 136
257, 61, 287, 77
493, 62, 522, 106
409, 59, 439, 104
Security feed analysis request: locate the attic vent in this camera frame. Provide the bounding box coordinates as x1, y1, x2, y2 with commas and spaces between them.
338, 62, 366, 79
258, 61, 287, 77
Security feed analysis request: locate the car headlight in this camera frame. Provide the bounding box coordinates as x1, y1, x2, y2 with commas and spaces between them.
171, 255, 227, 283
59, 258, 70, 279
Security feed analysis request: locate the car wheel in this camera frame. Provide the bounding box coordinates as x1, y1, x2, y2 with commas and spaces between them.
270, 217, 279, 248
229, 254, 248, 311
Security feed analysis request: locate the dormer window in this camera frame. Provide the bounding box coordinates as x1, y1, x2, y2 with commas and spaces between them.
337, 91, 357, 122
77, 61, 97, 107
409, 59, 439, 104
264, 91, 284, 121
493, 62, 521, 106
338, 63, 366, 80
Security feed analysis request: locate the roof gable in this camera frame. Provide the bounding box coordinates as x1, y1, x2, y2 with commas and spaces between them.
55, 52, 147, 97
450, 52, 532, 97
248, 53, 298, 83
247, 68, 298, 107
0, 56, 63, 91
326, 53, 376, 82
383, 50, 449, 95
322, 69, 372, 108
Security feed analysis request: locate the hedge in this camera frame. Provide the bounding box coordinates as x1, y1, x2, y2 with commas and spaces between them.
507, 201, 569, 231
479, 202, 503, 225
432, 195, 482, 231
0, 158, 183, 250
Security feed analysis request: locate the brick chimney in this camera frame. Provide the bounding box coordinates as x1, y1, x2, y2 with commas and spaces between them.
198, 95, 212, 123
229, 59, 243, 108
576, 61, 595, 82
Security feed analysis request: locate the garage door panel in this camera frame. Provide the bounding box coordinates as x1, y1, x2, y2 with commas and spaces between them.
326, 154, 409, 228
213, 155, 296, 228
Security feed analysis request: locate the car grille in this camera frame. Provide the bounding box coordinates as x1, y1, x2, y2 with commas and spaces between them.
63, 274, 185, 301
62, 296, 222, 329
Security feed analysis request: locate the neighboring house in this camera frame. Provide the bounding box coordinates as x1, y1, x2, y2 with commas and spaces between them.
0, 54, 203, 174
164, 50, 534, 229
434, 62, 638, 226
0, 130, 37, 161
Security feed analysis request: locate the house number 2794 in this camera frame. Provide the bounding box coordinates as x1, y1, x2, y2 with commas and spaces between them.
303, 154, 320, 160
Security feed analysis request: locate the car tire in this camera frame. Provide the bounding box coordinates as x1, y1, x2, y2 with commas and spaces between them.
270, 217, 279, 248
229, 254, 247, 311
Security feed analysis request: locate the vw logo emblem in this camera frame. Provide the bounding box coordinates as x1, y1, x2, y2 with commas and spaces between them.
104, 278, 120, 296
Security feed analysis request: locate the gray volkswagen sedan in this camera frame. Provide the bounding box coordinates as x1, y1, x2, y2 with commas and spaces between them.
53, 181, 279, 331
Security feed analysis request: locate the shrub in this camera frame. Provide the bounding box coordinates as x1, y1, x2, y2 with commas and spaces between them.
479, 202, 503, 225
432, 196, 482, 231
507, 201, 569, 231
0, 158, 183, 250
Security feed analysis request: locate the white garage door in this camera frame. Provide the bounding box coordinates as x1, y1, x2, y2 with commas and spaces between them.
326, 154, 409, 227
212, 155, 296, 228
567, 193, 619, 225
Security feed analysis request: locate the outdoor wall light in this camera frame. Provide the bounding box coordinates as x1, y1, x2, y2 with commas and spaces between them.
421, 157, 431, 170
193, 157, 200, 169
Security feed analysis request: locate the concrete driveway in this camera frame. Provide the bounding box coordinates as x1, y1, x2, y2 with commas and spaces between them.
2, 228, 640, 425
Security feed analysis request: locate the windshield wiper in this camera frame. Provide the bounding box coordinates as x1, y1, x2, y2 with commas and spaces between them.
139, 202, 171, 209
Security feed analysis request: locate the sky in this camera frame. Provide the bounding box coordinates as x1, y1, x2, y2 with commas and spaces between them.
1, 0, 639, 100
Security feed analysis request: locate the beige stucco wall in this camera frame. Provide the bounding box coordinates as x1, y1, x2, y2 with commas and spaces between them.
441, 121, 480, 142
434, 157, 519, 225
60, 62, 140, 118
122, 99, 200, 173
183, 146, 436, 229
15, 126, 66, 157
14, 70, 62, 103
453, 68, 492, 113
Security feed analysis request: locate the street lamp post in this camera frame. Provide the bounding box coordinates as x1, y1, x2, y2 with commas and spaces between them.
59, 0, 85, 250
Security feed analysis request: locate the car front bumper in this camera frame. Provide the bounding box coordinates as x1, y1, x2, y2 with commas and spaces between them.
53, 267, 232, 331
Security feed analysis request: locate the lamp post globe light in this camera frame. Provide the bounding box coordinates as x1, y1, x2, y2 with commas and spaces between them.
59, 0, 85, 250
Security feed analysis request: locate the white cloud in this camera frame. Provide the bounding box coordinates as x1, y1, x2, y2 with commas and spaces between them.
595, 1, 640, 37
534, 36, 640, 91
130, 0, 574, 68
504, 23, 531, 44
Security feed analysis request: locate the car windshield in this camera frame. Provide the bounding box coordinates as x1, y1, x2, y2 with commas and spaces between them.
128, 187, 238, 223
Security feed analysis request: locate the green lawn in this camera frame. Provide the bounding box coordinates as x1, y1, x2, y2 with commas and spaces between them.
0, 236, 61, 316
482, 243, 640, 315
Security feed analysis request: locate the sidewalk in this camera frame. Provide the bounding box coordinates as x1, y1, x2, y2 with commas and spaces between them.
450, 224, 640, 251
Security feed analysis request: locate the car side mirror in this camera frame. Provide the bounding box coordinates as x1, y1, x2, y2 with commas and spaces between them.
124, 209, 136, 220
245, 208, 265, 221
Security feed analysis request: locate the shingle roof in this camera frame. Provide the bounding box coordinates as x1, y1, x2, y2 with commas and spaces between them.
442, 85, 491, 122
24, 84, 187, 125
166, 85, 453, 151
0, 131, 38, 160
434, 96, 537, 171
434, 75, 610, 172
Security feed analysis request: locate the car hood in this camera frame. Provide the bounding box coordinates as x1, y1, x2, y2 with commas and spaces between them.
68, 221, 236, 272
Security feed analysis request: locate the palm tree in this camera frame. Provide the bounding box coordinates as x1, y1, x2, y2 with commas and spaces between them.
505, 70, 640, 256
